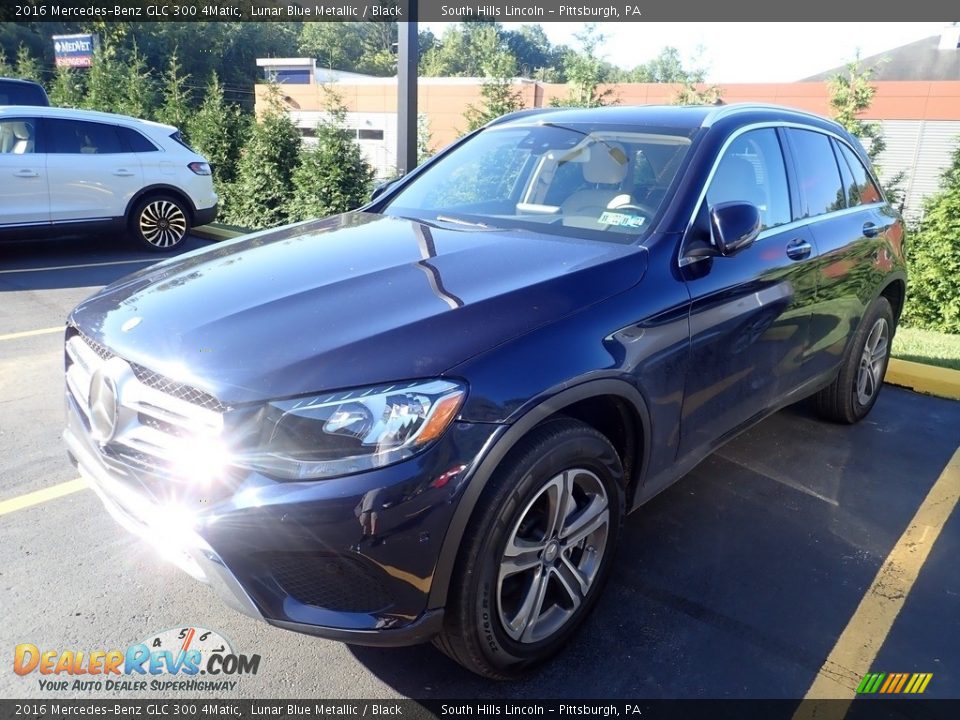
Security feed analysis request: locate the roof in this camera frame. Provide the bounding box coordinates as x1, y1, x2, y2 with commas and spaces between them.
0, 77, 45, 88
803, 33, 960, 82
0, 105, 176, 131
494, 103, 841, 133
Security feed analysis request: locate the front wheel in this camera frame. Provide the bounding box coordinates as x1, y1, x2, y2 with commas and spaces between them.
813, 296, 894, 424
130, 195, 190, 251
435, 418, 624, 679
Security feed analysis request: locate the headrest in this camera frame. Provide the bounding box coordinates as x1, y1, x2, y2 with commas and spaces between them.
11, 122, 33, 140
583, 142, 629, 184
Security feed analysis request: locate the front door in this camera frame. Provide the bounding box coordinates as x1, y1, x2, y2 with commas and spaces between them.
679, 127, 819, 457
0, 116, 50, 228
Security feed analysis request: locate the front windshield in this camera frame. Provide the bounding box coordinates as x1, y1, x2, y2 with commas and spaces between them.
383, 122, 695, 243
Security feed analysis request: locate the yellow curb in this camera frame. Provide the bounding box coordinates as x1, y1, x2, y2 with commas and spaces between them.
885, 358, 960, 401
192, 224, 246, 242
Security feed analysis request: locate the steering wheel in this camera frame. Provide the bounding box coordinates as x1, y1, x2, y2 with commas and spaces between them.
608, 201, 658, 218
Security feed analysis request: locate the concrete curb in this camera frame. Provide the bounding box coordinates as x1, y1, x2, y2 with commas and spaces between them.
192, 224, 247, 242
886, 358, 960, 401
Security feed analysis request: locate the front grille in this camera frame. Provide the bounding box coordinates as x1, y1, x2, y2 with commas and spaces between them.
65, 329, 225, 483
263, 552, 392, 613
131, 363, 227, 413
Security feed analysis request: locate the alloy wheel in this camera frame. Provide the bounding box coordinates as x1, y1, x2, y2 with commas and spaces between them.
856, 317, 889, 406
497, 468, 610, 644
139, 200, 187, 248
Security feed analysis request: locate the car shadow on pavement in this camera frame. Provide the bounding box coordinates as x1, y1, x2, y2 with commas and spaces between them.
0, 234, 213, 292
349, 389, 960, 699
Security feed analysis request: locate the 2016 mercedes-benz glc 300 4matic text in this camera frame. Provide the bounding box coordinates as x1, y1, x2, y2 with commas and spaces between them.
64, 104, 905, 678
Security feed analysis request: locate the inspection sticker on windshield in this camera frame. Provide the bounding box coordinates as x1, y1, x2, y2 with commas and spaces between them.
598, 211, 645, 228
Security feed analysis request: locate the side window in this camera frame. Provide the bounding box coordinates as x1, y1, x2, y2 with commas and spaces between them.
0, 118, 38, 155
117, 126, 158, 153
836, 141, 883, 206
46, 119, 124, 155
788, 129, 846, 218
705, 128, 790, 230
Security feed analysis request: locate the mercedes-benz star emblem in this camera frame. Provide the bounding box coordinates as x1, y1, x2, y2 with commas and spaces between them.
88, 368, 120, 443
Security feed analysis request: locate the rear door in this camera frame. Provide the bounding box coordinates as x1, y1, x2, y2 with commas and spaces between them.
679, 127, 819, 456
785, 128, 896, 378
0, 115, 50, 227
43, 118, 143, 223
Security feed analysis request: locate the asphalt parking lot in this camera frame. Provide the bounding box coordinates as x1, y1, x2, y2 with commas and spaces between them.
1, 234, 958, 702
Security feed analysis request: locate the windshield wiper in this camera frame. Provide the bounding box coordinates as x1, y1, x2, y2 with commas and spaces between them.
435, 214, 501, 231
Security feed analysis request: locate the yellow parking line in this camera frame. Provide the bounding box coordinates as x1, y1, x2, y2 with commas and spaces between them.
0, 326, 62, 342
0, 479, 87, 517
794, 446, 960, 717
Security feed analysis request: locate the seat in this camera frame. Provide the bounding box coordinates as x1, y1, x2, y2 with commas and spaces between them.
10, 122, 35, 155
561, 142, 632, 229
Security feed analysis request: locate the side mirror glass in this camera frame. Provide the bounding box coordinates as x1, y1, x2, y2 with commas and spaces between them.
709, 201, 761, 256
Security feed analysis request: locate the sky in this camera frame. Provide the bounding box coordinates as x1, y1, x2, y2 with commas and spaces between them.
421, 22, 950, 82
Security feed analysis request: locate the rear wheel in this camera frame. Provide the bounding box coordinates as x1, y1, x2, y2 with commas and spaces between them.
435, 418, 624, 679
130, 195, 190, 251
813, 296, 894, 424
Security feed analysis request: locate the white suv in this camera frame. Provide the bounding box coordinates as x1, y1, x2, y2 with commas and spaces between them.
0, 106, 218, 251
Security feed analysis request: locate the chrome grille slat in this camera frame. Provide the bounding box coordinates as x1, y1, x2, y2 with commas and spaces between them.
65, 331, 226, 482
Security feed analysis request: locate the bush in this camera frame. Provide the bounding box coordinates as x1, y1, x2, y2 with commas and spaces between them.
287, 90, 373, 222
903, 143, 960, 333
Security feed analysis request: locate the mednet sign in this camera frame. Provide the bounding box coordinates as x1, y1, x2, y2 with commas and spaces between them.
53, 34, 98, 68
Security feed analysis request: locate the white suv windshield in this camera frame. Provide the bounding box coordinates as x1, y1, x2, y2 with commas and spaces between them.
385, 122, 695, 242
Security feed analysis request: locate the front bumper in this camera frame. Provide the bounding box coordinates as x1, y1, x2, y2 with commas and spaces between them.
65, 390, 499, 646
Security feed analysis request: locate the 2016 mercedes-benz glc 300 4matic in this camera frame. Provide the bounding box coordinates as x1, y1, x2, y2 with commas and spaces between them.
64, 104, 905, 678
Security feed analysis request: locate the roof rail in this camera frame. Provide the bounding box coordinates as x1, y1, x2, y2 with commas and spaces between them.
702, 102, 841, 129
484, 107, 565, 127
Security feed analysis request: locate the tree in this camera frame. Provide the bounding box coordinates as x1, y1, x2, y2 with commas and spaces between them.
673, 81, 724, 105
82, 42, 126, 114
627, 47, 707, 84
223, 84, 302, 229
422, 22, 507, 77
48, 66, 86, 108
828, 58, 906, 206
298, 22, 397, 76
155, 52, 192, 133
550, 25, 615, 108
116, 43, 155, 118
187, 72, 249, 188
417, 113, 434, 165
13, 44, 43, 83
288, 88, 374, 222
463, 51, 523, 131
902, 142, 960, 332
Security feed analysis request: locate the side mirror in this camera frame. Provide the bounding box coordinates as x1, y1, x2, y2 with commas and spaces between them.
709, 201, 761, 256
370, 176, 400, 201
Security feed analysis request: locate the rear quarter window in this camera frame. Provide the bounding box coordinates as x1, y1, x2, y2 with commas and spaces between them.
117, 126, 159, 152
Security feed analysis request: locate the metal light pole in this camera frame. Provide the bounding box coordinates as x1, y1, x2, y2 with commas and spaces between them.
397, 7, 418, 176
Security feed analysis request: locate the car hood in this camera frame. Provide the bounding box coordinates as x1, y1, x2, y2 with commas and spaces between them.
69, 213, 646, 404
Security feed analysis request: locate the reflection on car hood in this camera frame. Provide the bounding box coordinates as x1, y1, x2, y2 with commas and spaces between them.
69, 213, 646, 404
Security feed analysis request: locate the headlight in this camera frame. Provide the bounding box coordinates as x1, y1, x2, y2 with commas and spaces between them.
247, 379, 466, 480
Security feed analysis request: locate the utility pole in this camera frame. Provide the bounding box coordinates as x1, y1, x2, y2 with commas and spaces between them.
397, 9, 419, 176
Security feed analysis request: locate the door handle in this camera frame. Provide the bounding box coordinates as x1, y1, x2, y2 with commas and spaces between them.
13, 169, 38, 178
862, 222, 879, 237
113, 169, 135, 177
785, 238, 813, 261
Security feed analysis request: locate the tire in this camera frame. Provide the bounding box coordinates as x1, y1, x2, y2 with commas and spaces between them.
435, 418, 624, 679
129, 194, 190, 251
813, 296, 894, 424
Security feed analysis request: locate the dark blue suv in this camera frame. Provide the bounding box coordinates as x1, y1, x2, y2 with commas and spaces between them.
64, 104, 906, 678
